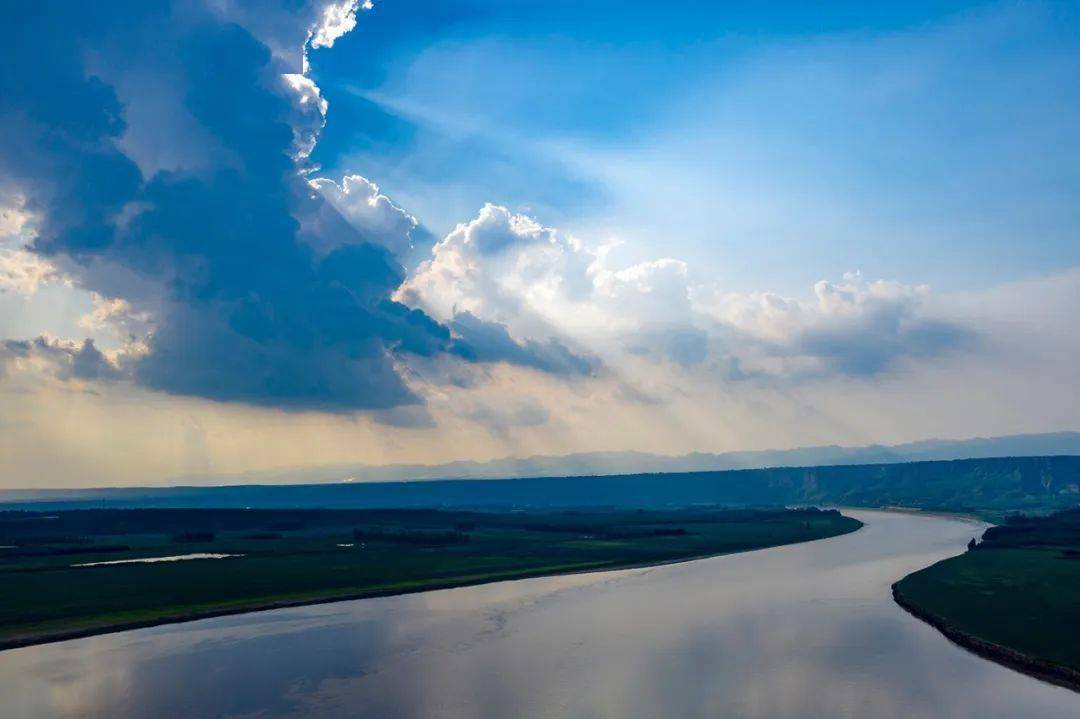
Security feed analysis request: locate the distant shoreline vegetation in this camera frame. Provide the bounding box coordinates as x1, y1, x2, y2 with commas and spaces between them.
0, 507, 861, 651
3, 455, 1077, 519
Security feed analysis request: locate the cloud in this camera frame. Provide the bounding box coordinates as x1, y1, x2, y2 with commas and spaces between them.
78, 294, 152, 338
0, 192, 32, 237
0, 338, 29, 379
0, 2, 594, 414
282, 72, 329, 159
1, 336, 120, 383
450, 311, 596, 377
0, 0, 982, 449
403, 203, 971, 381
66, 338, 122, 381
310, 174, 421, 258
698, 273, 972, 378
465, 401, 550, 430
370, 404, 438, 429
399, 203, 593, 325
310, 1, 367, 50
0, 189, 57, 297
1, 5, 415, 411
624, 326, 708, 367
400, 204, 687, 348
0, 250, 56, 295
401, 204, 707, 370
202, 0, 367, 71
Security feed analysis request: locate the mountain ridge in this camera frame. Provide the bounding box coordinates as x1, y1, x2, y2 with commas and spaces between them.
175, 430, 1080, 486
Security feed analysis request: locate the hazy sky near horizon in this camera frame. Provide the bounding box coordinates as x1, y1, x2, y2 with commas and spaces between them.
1, 0, 1079, 487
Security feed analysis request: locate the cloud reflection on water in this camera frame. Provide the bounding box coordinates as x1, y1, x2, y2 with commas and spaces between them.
2, 511, 1076, 719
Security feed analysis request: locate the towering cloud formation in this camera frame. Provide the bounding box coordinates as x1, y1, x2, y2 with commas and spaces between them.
400, 204, 695, 347
403, 204, 968, 380
0, 1, 594, 412
0, 0, 974, 429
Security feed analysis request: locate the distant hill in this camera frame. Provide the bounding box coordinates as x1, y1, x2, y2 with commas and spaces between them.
3, 455, 1078, 517
177, 430, 1080, 485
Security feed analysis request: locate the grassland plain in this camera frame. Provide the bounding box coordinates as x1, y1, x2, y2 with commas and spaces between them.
0, 507, 861, 650
893, 508, 1080, 691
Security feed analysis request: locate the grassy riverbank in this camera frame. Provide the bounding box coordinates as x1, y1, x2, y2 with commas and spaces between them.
0, 506, 860, 650
893, 508, 1080, 691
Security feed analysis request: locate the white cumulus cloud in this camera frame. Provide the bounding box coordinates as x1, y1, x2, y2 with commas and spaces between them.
401, 204, 698, 363
400, 203, 969, 380
282, 73, 329, 159
696, 273, 968, 378
310, 0, 368, 50
0, 250, 57, 295
0, 193, 55, 295
311, 174, 420, 258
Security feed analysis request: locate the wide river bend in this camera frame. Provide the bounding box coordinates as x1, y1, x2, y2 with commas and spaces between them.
2, 510, 1077, 718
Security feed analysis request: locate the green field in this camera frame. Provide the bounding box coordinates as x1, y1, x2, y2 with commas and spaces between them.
894, 508, 1080, 686
0, 506, 860, 649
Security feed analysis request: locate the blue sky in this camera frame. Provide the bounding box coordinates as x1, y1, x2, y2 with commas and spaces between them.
1, 0, 1079, 486
311, 0, 1080, 292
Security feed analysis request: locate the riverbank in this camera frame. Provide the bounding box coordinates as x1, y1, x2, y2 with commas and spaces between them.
0, 507, 861, 651
892, 582, 1080, 692
892, 508, 1080, 693
0, 557, 707, 651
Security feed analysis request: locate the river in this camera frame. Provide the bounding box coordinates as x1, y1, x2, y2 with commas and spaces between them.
1, 510, 1077, 718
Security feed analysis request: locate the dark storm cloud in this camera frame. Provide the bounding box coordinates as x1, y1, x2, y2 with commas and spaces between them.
450, 312, 597, 377
0, 337, 119, 382
0, 1, 587, 412
68, 339, 120, 381
795, 317, 971, 377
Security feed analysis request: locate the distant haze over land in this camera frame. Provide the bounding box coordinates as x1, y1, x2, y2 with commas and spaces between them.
2, 433, 1078, 520
175, 431, 1080, 486
2, 454, 1077, 517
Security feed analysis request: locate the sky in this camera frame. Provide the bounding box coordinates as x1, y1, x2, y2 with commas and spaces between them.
1, 0, 1079, 487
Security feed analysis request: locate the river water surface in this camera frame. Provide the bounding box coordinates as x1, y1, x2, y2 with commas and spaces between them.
2, 510, 1077, 718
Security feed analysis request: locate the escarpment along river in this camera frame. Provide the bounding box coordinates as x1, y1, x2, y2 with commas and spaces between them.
1, 510, 1077, 718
